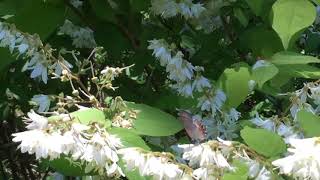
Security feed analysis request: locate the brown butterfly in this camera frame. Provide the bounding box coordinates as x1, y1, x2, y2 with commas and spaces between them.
178, 111, 206, 142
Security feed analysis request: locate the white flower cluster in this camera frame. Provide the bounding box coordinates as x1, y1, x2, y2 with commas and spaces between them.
118, 148, 193, 180
175, 140, 233, 180
287, 82, 320, 119
148, 39, 211, 97
0, 22, 48, 83
272, 137, 320, 180
151, 0, 205, 19
12, 110, 124, 177
251, 115, 302, 143
148, 39, 241, 140
0, 22, 73, 83
58, 20, 97, 48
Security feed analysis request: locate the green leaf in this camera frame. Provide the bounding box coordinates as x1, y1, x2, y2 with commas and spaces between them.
245, 0, 276, 17
241, 126, 286, 157
0, 48, 16, 72
223, 160, 248, 180
42, 156, 93, 176
271, 0, 316, 49
48, 108, 110, 127
217, 63, 251, 108
270, 51, 320, 65
277, 64, 320, 79
240, 26, 283, 58
126, 102, 183, 136
9, 0, 65, 39
234, 8, 248, 27
89, 0, 116, 22
297, 109, 320, 137
109, 128, 150, 150
252, 63, 279, 88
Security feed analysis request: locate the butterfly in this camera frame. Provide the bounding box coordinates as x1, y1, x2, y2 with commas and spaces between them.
178, 111, 206, 142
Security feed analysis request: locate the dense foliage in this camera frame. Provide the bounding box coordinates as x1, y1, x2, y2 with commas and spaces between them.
1, 0, 320, 179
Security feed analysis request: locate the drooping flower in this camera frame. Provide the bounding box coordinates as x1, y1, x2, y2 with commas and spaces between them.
31, 94, 51, 112
118, 148, 192, 180
272, 137, 320, 179
58, 20, 96, 48
12, 111, 124, 177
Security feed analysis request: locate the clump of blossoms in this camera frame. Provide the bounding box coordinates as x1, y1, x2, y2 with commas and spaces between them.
173, 139, 272, 180
148, 39, 211, 97
0, 22, 73, 83
148, 39, 241, 140
58, 20, 97, 48
272, 137, 320, 179
118, 148, 193, 180
12, 110, 124, 177
176, 140, 233, 179
151, 0, 205, 19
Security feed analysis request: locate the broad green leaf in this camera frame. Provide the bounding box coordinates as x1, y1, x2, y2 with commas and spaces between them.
241, 126, 286, 157
126, 102, 183, 136
10, 0, 65, 39
277, 64, 320, 79
217, 63, 251, 108
271, 0, 316, 49
109, 128, 150, 150
252, 63, 279, 88
43, 156, 94, 176
297, 109, 320, 137
69, 108, 108, 125
240, 26, 283, 58
223, 160, 248, 180
48, 108, 110, 127
270, 51, 320, 65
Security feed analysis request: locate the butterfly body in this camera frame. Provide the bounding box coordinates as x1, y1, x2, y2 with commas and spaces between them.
178, 111, 206, 142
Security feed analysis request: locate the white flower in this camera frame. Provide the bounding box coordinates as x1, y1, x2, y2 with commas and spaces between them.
272, 137, 320, 180
31, 94, 51, 112
250, 116, 275, 131
178, 0, 205, 19
309, 85, 320, 105
276, 124, 302, 143
255, 167, 272, 180
119, 148, 190, 180
70, 0, 83, 8
151, 0, 179, 18
58, 20, 96, 48
148, 39, 172, 66
24, 110, 48, 130
13, 114, 124, 177
193, 167, 215, 180
192, 76, 211, 92
181, 143, 231, 169
235, 151, 271, 180
51, 60, 73, 77
228, 108, 241, 122
252, 60, 270, 70
248, 80, 256, 92
22, 52, 49, 84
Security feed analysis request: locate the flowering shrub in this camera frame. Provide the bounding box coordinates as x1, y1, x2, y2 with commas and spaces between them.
2, 0, 320, 179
